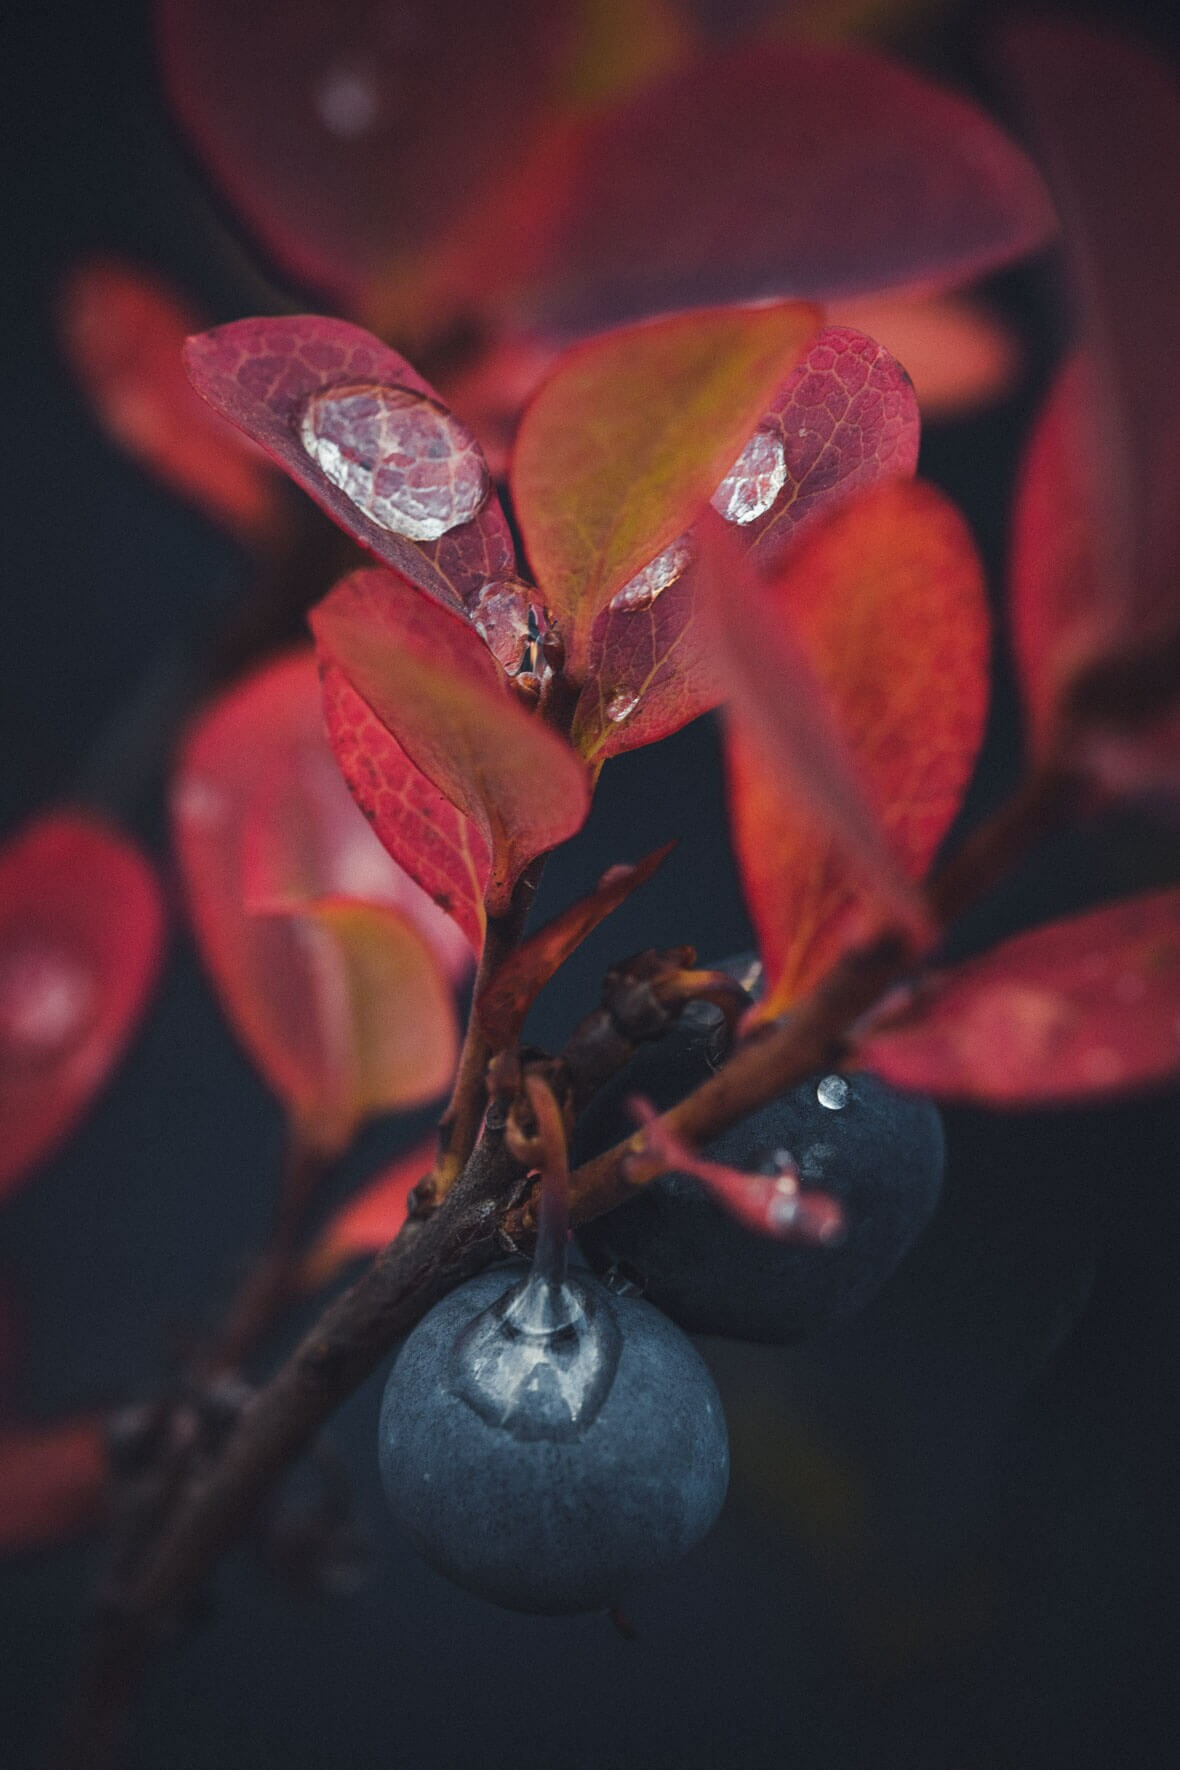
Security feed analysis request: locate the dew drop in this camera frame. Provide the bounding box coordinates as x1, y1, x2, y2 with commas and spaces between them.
472, 579, 543, 675
0, 939, 97, 1059
711, 428, 788, 525
299, 383, 489, 542
817, 1075, 849, 1111
605, 688, 641, 725
313, 56, 381, 139
609, 533, 694, 613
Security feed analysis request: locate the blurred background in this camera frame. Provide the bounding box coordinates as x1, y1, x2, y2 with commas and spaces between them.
2, 1, 1179, 1765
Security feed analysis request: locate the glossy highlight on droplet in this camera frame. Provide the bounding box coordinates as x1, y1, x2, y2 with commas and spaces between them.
609, 533, 694, 613
299, 383, 489, 541
711, 427, 787, 525
472, 579, 542, 675
605, 688, 641, 724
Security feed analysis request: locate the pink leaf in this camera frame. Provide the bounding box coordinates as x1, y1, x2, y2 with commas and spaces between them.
184, 317, 516, 612
0, 814, 165, 1200
857, 890, 1180, 1106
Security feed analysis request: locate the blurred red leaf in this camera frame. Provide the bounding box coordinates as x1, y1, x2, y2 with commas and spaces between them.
174, 650, 466, 1145
0, 814, 165, 1200
629, 1097, 844, 1243
826, 293, 1021, 423
716, 480, 988, 1016
184, 317, 516, 612
157, 0, 571, 313
477, 843, 674, 1048
58, 258, 281, 546
570, 325, 920, 765
319, 662, 490, 955
311, 570, 590, 914
512, 302, 820, 673
857, 889, 1180, 1105
470, 39, 1055, 340
0, 1418, 106, 1553
300, 1138, 434, 1289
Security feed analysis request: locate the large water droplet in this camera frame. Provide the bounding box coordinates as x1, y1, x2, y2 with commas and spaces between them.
711, 428, 787, 526
816, 1075, 849, 1111
609, 533, 694, 613
472, 579, 544, 675
299, 383, 489, 542
0, 939, 97, 1059
605, 688, 641, 725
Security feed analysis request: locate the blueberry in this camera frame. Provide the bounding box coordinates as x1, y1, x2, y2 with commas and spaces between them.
378, 1260, 729, 1613
576, 964, 944, 1342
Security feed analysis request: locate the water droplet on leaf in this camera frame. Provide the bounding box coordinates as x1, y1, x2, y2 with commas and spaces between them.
711, 428, 787, 526
472, 579, 545, 675
816, 1075, 849, 1111
299, 383, 489, 541
0, 939, 97, 1060
609, 533, 694, 613
605, 688, 641, 725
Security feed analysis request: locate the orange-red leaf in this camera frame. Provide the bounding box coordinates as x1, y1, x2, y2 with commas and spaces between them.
0, 814, 165, 1200
311, 569, 590, 914
511, 302, 820, 672
58, 258, 281, 546
717, 481, 989, 1016
477, 843, 674, 1048
174, 650, 467, 1143
301, 1138, 435, 1288
184, 317, 516, 612
0, 1418, 106, 1553
857, 890, 1180, 1105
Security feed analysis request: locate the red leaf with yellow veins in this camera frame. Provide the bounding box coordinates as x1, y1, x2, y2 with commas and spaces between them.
319, 661, 489, 956
571, 326, 920, 764
58, 259, 281, 547
0, 1418, 106, 1553
251, 899, 458, 1152
184, 317, 515, 612
174, 651, 468, 1140
477, 843, 675, 1048
311, 570, 590, 914
715, 481, 988, 1016
478, 40, 1055, 339
1, 814, 165, 1201
511, 302, 820, 674
158, 0, 570, 314
857, 890, 1180, 1105
301, 1138, 435, 1289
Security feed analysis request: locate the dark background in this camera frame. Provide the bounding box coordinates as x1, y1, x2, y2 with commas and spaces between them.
2, 2, 1179, 1765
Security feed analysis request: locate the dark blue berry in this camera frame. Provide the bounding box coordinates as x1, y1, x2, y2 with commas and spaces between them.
378, 1261, 728, 1613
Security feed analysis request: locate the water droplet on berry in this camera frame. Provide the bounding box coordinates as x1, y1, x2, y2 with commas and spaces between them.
609, 533, 693, 613
711, 428, 787, 525
817, 1075, 849, 1111
313, 56, 381, 139
0, 939, 97, 1059
299, 383, 489, 541
472, 579, 543, 674
605, 688, 641, 725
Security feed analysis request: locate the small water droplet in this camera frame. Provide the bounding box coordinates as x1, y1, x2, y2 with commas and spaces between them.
0, 940, 97, 1059
605, 687, 641, 724
711, 428, 788, 525
609, 533, 694, 613
817, 1075, 849, 1111
472, 579, 542, 674
313, 56, 381, 139
299, 383, 489, 542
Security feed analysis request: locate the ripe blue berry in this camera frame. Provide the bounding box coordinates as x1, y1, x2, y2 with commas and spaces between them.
377, 1260, 729, 1613
577, 995, 944, 1342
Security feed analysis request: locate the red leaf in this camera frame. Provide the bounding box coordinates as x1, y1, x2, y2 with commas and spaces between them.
471, 39, 1055, 339
300, 1138, 434, 1288
857, 889, 1180, 1105
570, 325, 920, 765
0, 1418, 106, 1553
629, 1098, 843, 1244
184, 317, 516, 612
311, 569, 590, 914
157, 0, 570, 313
0, 814, 165, 1200
319, 661, 489, 955
719, 480, 988, 1015
477, 843, 675, 1048
57, 258, 281, 546
826, 293, 1021, 422
174, 650, 467, 1142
